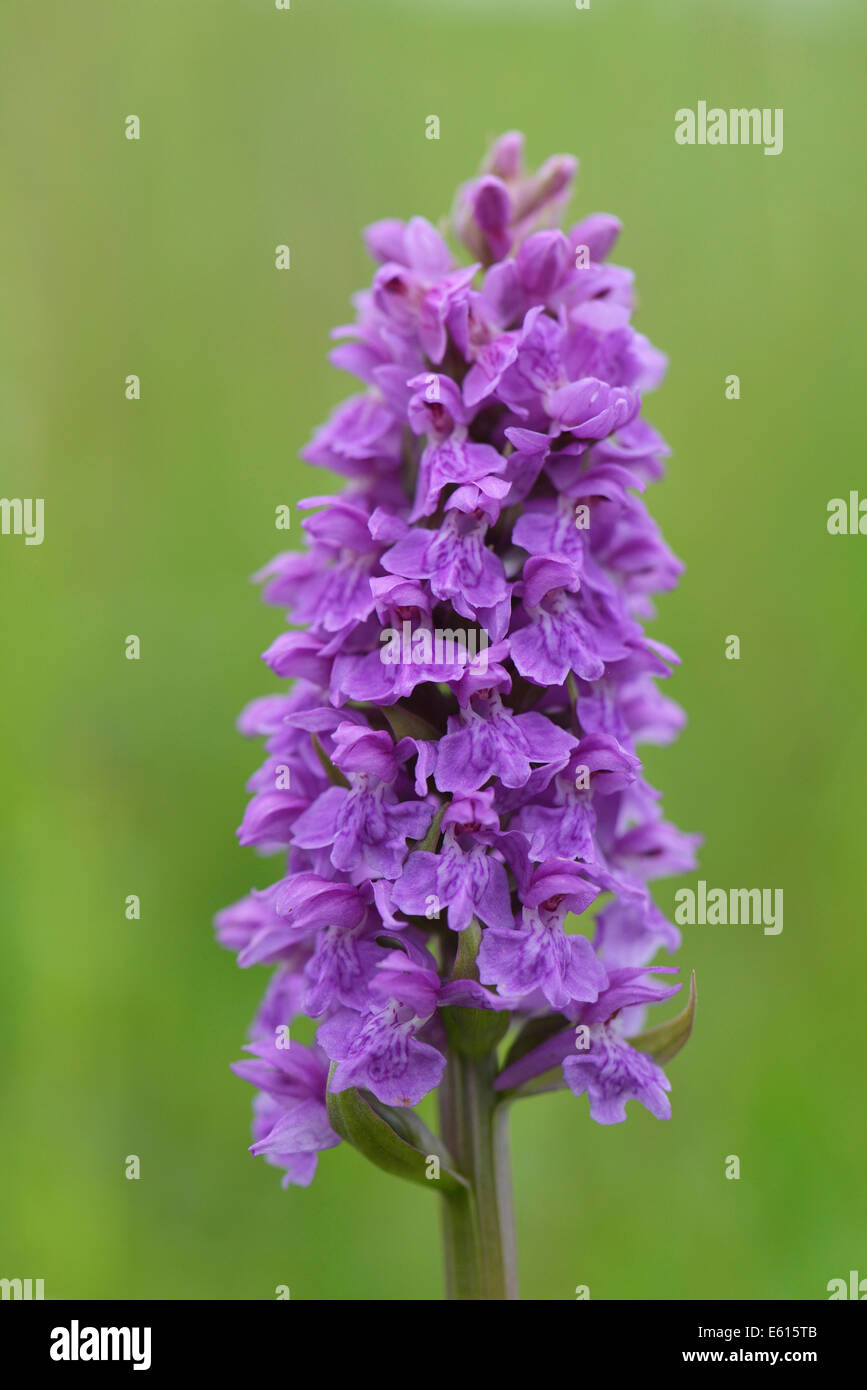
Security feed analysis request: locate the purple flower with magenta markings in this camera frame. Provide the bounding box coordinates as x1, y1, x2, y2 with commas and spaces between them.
217, 133, 699, 1300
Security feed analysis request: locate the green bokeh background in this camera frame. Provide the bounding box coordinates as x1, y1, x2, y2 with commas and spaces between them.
2, 0, 864, 1300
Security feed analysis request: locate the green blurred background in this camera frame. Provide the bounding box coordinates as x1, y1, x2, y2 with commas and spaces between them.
1, 0, 864, 1300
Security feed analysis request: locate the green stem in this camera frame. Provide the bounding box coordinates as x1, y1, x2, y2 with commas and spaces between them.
461, 1053, 507, 1299
438, 1049, 519, 1300
439, 1182, 478, 1299
438, 1058, 480, 1300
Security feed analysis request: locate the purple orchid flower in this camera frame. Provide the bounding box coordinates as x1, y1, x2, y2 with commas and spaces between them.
392, 790, 513, 932
216, 134, 699, 1301
477, 857, 606, 1010
290, 724, 434, 881
317, 953, 447, 1108
493, 967, 681, 1124
232, 1037, 340, 1188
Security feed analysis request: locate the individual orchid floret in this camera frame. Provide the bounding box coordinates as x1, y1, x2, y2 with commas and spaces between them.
392, 790, 513, 932
318, 953, 446, 1108
494, 966, 685, 1125
477, 857, 606, 1009
232, 1037, 340, 1189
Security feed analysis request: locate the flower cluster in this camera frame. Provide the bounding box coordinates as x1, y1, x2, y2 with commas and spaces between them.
216, 133, 698, 1188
